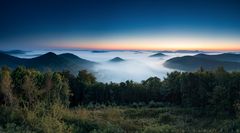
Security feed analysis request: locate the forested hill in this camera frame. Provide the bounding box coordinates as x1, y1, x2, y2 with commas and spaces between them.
195, 53, 240, 62
0, 52, 96, 74
164, 53, 240, 71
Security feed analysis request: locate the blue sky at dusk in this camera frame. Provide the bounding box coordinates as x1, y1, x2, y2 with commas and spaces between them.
0, 0, 240, 50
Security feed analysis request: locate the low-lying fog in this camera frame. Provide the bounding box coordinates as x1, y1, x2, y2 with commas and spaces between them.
13, 50, 218, 83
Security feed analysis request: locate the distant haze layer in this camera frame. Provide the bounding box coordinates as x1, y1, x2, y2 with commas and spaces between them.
8, 50, 222, 83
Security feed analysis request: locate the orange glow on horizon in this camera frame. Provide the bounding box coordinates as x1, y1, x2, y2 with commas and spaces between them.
51, 35, 240, 51
61, 44, 240, 51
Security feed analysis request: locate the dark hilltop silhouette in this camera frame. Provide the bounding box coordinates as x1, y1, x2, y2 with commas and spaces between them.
149, 52, 166, 57
0, 52, 96, 74
109, 57, 125, 62
164, 53, 240, 71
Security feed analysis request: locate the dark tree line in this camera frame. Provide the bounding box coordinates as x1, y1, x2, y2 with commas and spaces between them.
62, 67, 240, 117
1, 66, 240, 117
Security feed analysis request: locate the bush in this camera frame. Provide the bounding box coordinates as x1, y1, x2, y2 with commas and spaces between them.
63, 113, 100, 133
0, 106, 23, 127
217, 120, 240, 133
39, 116, 69, 133
143, 125, 177, 133
158, 113, 175, 124
0, 123, 34, 133
124, 108, 162, 119
90, 123, 124, 133
148, 101, 165, 108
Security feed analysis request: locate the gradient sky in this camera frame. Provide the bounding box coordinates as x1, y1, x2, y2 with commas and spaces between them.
1, 0, 240, 51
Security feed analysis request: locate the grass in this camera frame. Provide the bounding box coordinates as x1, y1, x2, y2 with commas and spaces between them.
61, 106, 240, 133
1, 105, 239, 133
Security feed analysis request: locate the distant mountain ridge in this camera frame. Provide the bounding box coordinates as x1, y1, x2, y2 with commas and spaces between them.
164, 53, 240, 71
0, 50, 27, 55
156, 50, 204, 53
195, 53, 240, 62
91, 50, 109, 53
175, 50, 204, 53
0, 52, 96, 74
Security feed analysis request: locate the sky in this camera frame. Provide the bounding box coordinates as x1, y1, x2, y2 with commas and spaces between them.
0, 0, 240, 51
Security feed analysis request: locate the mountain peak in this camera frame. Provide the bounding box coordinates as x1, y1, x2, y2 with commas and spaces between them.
149, 52, 166, 57
37, 52, 58, 58
59, 53, 79, 59
44, 52, 57, 56
109, 57, 125, 62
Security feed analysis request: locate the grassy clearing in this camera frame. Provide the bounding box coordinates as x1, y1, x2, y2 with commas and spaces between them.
1, 105, 239, 132
60, 106, 240, 133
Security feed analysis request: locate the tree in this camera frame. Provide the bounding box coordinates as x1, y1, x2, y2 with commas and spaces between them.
0, 67, 14, 106
75, 70, 96, 104
162, 71, 182, 105
77, 70, 96, 86
211, 86, 232, 115
195, 71, 214, 108
21, 74, 39, 108
60, 71, 78, 106
142, 77, 162, 101
180, 73, 199, 107
51, 73, 70, 106
11, 66, 29, 97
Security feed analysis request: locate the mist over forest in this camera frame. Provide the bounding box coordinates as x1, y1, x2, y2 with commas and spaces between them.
7, 50, 222, 82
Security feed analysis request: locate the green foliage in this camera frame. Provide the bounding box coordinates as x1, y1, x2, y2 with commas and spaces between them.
77, 70, 96, 86
0, 123, 34, 133
21, 74, 40, 108
0, 67, 240, 132
0, 67, 14, 106
158, 113, 175, 124
162, 71, 182, 105
211, 86, 232, 116
143, 125, 177, 133
90, 123, 124, 133
51, 73, 70, 106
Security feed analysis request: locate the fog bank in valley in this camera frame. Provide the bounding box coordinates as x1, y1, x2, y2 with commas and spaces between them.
12, 50, 216, 83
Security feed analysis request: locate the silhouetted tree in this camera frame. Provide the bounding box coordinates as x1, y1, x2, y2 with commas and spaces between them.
0, 67, 14, 106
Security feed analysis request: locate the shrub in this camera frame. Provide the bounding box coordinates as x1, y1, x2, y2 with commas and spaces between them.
158, 113, 175, 124
143, 125, 177, 133
90, 123, 124, 133
1, 123, 34, 133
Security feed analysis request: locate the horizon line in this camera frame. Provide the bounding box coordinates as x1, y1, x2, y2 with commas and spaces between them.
2, 48, 240, 53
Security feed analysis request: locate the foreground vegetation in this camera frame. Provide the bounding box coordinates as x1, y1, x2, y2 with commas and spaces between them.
0, 66, 240, 132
